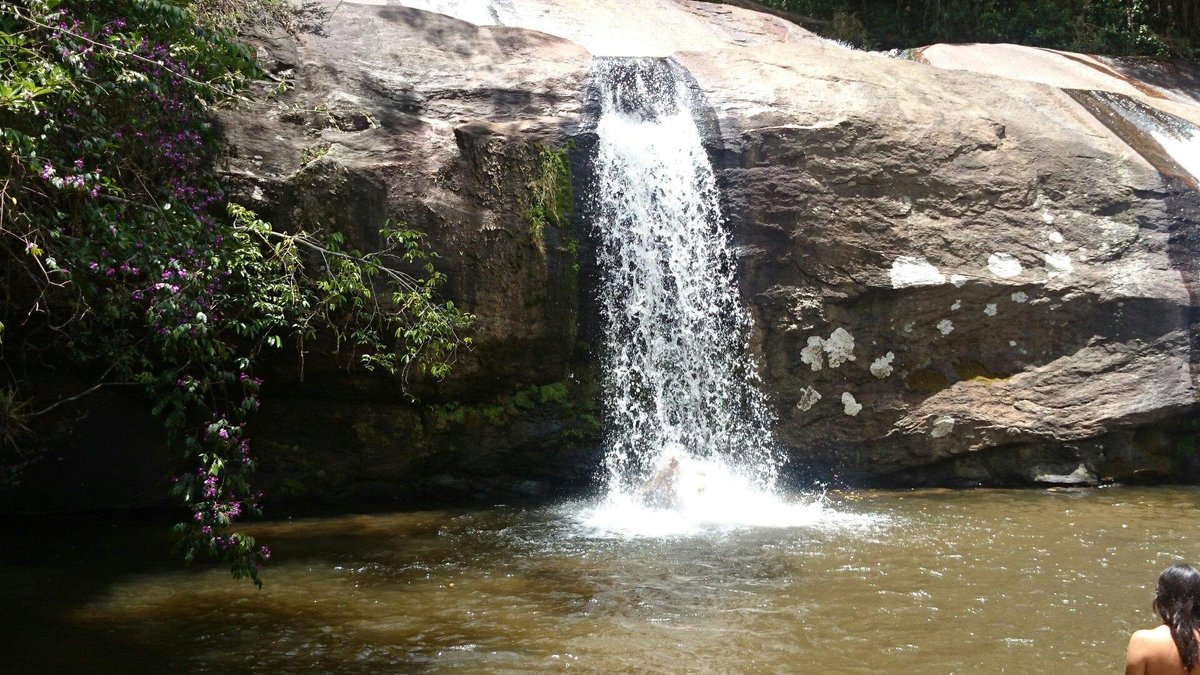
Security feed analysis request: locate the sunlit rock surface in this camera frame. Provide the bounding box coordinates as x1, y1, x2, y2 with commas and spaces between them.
208, 0, 1200, 499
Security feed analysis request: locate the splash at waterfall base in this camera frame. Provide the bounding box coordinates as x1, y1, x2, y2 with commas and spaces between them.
578, 451, 851, 537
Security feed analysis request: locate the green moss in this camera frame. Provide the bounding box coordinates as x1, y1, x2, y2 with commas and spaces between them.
300, 141, 333, 166
512, 388, 537, 411
352, 419, 387, 450
904, 368, 950, 394
432, 402, 468, 430
421, 377, 600, 441
481, 404, 512, 427
953, 359, 1006, 383
278, 478, 311, 497
537, 382, 570, 405
524, 143, 573, 255
579, 412, 601, 431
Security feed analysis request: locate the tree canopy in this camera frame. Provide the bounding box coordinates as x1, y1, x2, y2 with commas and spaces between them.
746, 0, 1199, 57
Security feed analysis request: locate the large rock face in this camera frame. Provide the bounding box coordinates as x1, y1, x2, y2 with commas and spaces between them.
216, 0, 1200, 497
217, 3, 600, 503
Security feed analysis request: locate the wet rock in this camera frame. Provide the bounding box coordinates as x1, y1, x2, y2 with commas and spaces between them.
213, 2, 601, 503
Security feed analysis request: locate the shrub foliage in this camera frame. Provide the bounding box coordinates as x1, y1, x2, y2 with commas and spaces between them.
0, 0, 471, 584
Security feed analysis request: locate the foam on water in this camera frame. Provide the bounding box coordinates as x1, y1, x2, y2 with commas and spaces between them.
1151, 127, 1200, 181
574, 454, 880, 537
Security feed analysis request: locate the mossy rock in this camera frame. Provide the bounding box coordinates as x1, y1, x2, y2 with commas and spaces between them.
904, 368, 950, 393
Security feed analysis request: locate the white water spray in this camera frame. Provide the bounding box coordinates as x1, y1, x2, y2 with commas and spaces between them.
579, 59, 834, 534
1089, 90, 1200, 182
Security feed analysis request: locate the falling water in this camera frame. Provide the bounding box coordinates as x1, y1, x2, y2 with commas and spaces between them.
581, 59, 812, 534
1068, 90, 1200, 184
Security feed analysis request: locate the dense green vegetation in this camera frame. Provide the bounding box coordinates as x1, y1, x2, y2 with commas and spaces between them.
0, 0, 471, 584
749, 0, 1199, 57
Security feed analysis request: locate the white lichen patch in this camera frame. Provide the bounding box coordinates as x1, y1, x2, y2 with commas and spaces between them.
1041, 209, 1055, 225
951, 300, 961, 311
987, 253, 1023, 279
984, 303, 998, 316
800, 335, 825, 371
930, 416, 955, 438
1044, 252, 1073, 278
936, 319, 954, 335
795, 387, 822, 412
903, 322, 915, 334
1047, 230, 1064, 244
824, 327, 856, 367
1009, 340, 1017, 346
870, 352, 895, 378
841, 392, 862, 416
890, 256, 946, 288
1011, 291, 1028, 303
950, 274, 967, 288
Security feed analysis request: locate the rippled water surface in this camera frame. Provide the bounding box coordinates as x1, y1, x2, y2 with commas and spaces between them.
2, 487, 1197, 673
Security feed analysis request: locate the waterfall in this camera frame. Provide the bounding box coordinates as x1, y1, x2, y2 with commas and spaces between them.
1067, 90, 1200, 185
583, 58, 792, 531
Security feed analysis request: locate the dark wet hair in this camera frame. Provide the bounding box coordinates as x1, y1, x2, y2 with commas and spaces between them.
1154, 563, 1200, 671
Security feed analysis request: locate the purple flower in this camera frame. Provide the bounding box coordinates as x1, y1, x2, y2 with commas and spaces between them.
202, 474, 219, 498
40, 164, 55, 180
218, 429, 229, 440
87, 261, 98, 271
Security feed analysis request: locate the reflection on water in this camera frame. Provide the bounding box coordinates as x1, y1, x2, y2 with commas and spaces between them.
1, 488, 1196, 673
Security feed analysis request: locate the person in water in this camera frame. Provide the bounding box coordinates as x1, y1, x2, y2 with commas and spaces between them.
1126, 563, 1200, 675
637, 456, 681, 509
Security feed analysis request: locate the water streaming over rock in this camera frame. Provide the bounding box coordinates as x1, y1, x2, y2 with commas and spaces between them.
1067, 89, 1200, 184
582, 59, 795, 532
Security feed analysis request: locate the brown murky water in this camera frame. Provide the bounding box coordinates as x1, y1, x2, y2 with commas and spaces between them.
1, 487, 1197, 673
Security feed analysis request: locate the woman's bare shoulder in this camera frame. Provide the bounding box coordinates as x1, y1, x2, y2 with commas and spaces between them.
1130, 625, 1176, 643
1127, 625, 1195, 675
